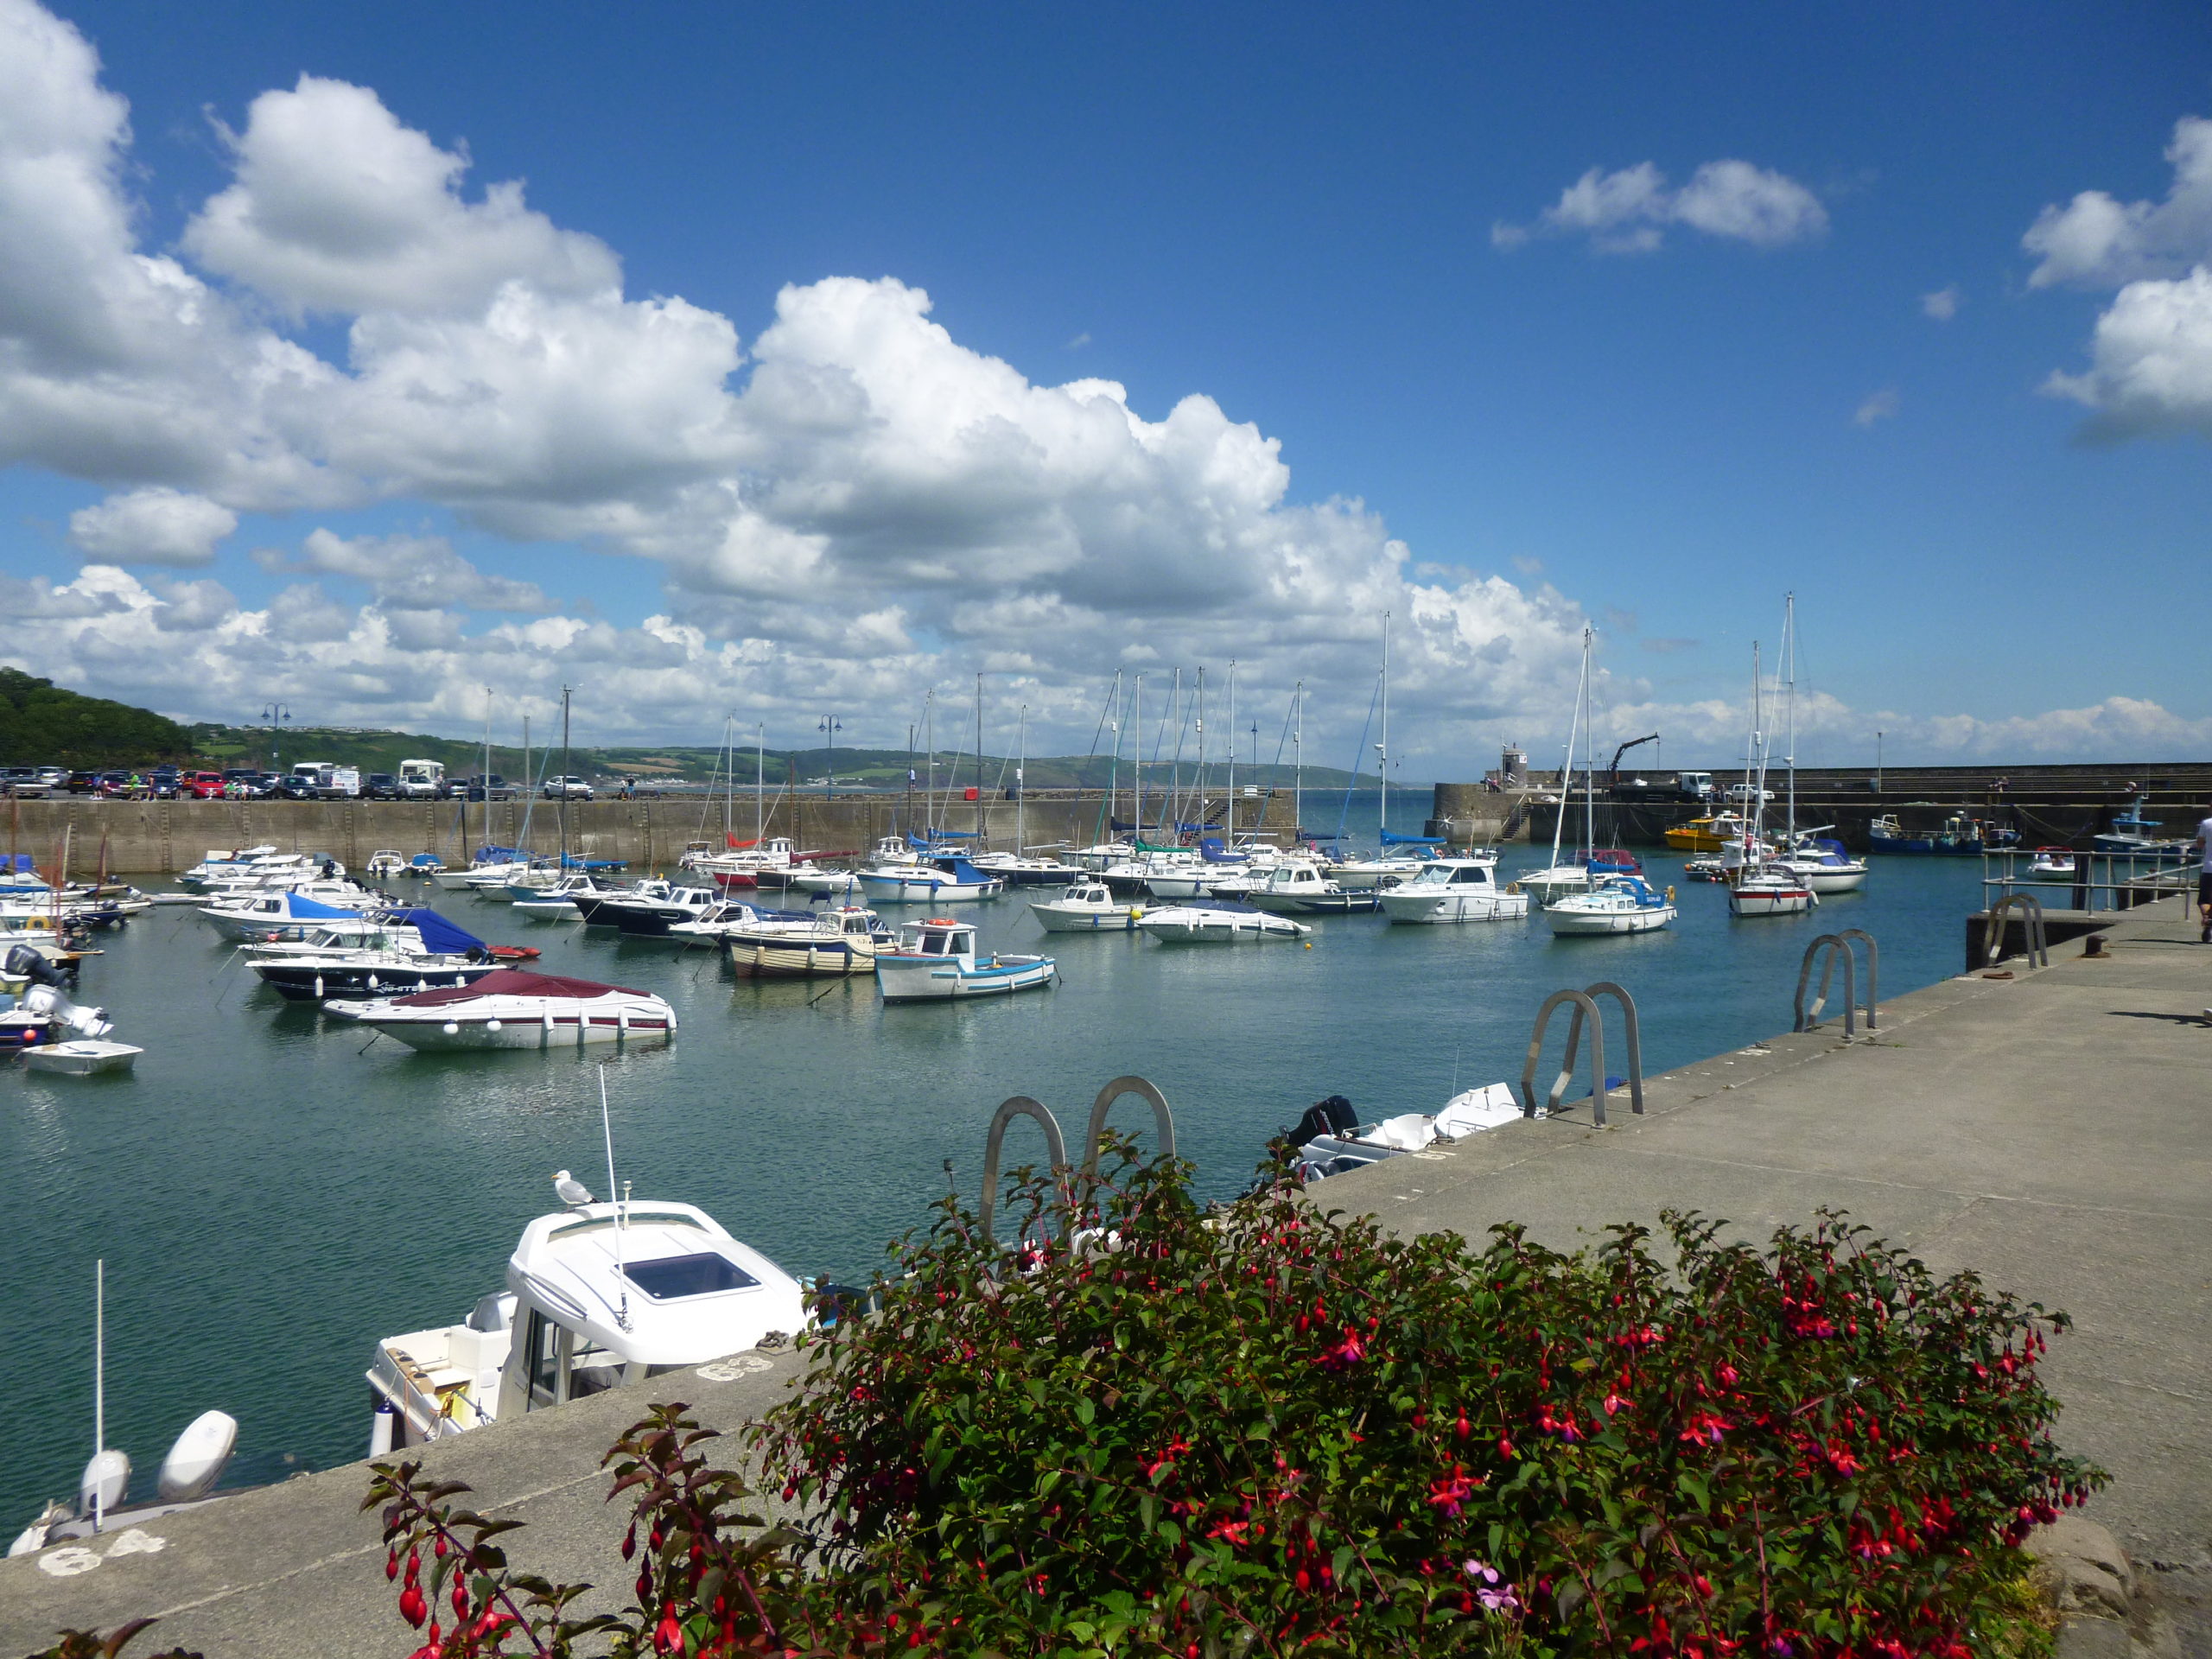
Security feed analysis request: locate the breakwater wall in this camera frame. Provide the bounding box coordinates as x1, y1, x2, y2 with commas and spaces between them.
1452, 761, 2212, 849
3, 791, 1303, 875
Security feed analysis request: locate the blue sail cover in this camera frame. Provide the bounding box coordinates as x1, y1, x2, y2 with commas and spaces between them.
385, 906, 485, 955
1379, 830, 1446, 845
944, 858, 995, 885
287, 894, 365, 918
2, 854, 34, 872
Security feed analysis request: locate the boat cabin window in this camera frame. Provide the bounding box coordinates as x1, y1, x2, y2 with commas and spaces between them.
1452, 867, 1491, 886
569, 1335, 625, 1398
623, 1251, 761, 1300
920, 931, 952, 956
524, 1310, 562, 1408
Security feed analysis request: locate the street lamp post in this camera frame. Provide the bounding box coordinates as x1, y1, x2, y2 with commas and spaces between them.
818, 715, 843, 798
263, 702, 290, 774
1876, 730, 1884, 795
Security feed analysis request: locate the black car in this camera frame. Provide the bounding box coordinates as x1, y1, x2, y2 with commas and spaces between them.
148, 766, 182, 798
363, 772, 404, 800
223, 768, 270, 798
64, 771, 102, 795
272, 774, 321, 801
457, 774, 518, 802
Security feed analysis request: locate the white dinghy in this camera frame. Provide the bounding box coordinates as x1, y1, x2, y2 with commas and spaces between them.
1135, 902, 1312, 943
25, 1039, 142, 1076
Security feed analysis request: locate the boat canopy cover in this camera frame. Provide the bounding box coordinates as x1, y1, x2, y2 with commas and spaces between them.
1197, 837, 1247, 863
941, 858, 995, 884
382, 906, 485, 956
915, 830, 980, 842
1109, 819, 1141, 834
0, 854, 36, 872
470, 846, 525, 865
287, 894, 365, 918
407, 854, 442, 867
1133, 839, 1184, 854
395, 969, 649, 1006
1379, 830, 1446, 845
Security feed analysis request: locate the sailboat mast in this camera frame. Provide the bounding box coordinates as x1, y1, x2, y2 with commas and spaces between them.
1747, 642, 1766, 854
755, 723, 766, 841
1783, 593, 1797, 847
481, 687, 493, 859
1103, 671, 1121, 844
974, 673, 985, 842
1015, 706, 1027, 852
559, 688, 572, 867
1552, 634, 1585, 872
1166, 667, 1181, 836
1133, 673, 1143, 842
1192, 669, 1206, 839
1379, 612, 1389, 848
1293, 680, 1303, 845
1583, 630, 1595, 855
1225, 659, 1236, 843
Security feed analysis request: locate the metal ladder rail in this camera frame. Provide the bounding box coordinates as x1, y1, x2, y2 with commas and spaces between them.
1981, 892, 2049, 970
977, 1094, 1071, 1244
1794, 928, 1879, 1036
1520, 988, 1610, 1125
1079, 1074, 1176, 1179
1579, 981, 1644, 1117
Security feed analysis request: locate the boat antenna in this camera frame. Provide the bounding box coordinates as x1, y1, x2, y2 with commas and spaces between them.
599, 1065, 632, 1332
93, 1257, 105, 1533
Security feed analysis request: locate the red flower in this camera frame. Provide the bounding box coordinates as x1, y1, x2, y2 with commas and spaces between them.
654, 1605, 685, 1653
398, 1585, 429, 1629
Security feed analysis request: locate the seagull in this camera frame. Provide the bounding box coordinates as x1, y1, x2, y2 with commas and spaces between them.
553, 1170, 594, 1208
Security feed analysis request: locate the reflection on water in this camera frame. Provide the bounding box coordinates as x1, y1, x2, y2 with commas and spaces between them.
0, 847, 1984, 1522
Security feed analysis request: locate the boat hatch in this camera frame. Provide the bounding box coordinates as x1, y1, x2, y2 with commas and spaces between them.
621, 1251, 761, 1300
547, 1207, 707, 1241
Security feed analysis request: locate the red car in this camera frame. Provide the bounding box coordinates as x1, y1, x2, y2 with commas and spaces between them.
181, 770, 227, 799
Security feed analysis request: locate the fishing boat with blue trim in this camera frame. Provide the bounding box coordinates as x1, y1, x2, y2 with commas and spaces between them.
874, 918, 1054, 1001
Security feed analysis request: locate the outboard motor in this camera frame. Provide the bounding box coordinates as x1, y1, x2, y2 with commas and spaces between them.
22, 982, 114, 1039
5, 944, 67, 989
1287, 1094, 1361, 1148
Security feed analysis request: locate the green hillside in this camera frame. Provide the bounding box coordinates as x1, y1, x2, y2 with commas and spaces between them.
0, 670, 194, 766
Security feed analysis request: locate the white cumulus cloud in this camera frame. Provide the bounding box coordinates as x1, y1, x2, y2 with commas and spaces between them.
1921, 286, 1960, 321
67, 486, 238, 565
2026, 117, 2212, 442
260, 527, 554, 613
1495, 158, 1827, 254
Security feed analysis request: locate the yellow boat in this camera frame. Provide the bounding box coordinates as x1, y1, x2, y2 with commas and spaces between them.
1663, 812, 1751, 854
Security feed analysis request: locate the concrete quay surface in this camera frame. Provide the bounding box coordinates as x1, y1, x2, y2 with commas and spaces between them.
1315, 895, 2212, 1575
3, 899, 2207, 1655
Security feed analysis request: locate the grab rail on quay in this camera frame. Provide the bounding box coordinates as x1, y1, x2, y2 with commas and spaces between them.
1981, 848, 2196, 916
1982, 892, 2050, 971
1520, 982, 1644, 1128
1795, 929, 1878, 1038
978, 1077, 1177, 1242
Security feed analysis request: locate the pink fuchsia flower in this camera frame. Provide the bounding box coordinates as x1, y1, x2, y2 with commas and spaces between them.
1427, 1465, 1482, 1517
1315, 1328, 1366, 1370
1463, 1559, 1521, 1611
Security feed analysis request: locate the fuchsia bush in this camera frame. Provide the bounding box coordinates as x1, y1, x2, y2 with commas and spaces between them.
36, 1147, 2099, 1658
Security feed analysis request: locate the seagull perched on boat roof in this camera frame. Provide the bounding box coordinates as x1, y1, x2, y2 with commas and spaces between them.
553, 1170, 594, 1208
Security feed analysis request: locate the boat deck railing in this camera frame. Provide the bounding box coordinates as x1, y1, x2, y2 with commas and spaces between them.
1980, 848, 2196, 915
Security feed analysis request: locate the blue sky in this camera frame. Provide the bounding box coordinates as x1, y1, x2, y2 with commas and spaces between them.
1, 1, 2208, 769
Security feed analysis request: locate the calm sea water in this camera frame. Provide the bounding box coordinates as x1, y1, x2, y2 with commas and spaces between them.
0, 810, 1987, 1525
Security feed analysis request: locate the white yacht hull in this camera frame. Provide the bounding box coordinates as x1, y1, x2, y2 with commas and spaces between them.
1377, 890, 1530, 924
1031, 902, 1143, 931
1728, 886, 1817, 917
1546, 902, 1676, 937
1135, 907, 1309, 942
876, 955, 1055, 1001
1802, 867, 1866, 894
24, 1039, 142, 1075
855, 874, 1001, 902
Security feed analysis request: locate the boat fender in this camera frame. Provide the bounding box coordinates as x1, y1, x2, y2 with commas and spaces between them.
485, 1020, 502, 1033
1666, 886, 1675, 901
313, 975, 323, 999
543, 1009, 555, 1030
442, 1021, 461, 1035
617, 1009, 628, 1033
369, 1402, 396, 1459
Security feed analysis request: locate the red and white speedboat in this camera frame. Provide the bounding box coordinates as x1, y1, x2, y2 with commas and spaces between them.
1726, 866, 1818, 918
323, 969, 676, 1051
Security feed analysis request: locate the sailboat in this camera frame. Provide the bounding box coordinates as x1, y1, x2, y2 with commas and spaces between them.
1543, 630, 1678, 936
1518, 629, 1624, 904
1334, 613, 1447, 889
1727, 621, 1816, 918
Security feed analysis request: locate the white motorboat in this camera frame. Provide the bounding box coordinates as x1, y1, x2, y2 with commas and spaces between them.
10, 1408, 241, 1554
367, 1183, 804, 1448
1376, 856, 1529, 924
1291, 1083, 1524, 1182
24, 1039, 143, 1076
574, 878, 676, 926
197, 887, 377, 943
247, 909, 508, 1001
365, 850, 408, 879
323, 969, 677, 1050
2027, 846, 2077, 880
433, 849, 529, 892
1135, 902, 1311, 942
1246, 862, 1382, 915
967, 851, 1084, 887
175, 845, 290, 891
1331, 849, 1442, 891
512, 873, 611, 919
855, 857, 1005, 903
875, 918, 1054, 1001
723, 907, 885, 977
1545, 874, 1677, 937
663, 899, 819, 948
1070, 841, 1134, 871
684, 836, 803, 890
787, 867, 864, 897
1727, 867, 1819, 918
1771, 832, 1869, 894
1029, 882, 1146, 932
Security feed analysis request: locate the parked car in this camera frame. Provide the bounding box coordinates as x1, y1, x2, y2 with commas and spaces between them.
272, 774, 321, 801
363, 773, 404, 800
220, 767, 270, 798
540, 776, 594, 801
63, 771, 102, 795
0, 766, 49, 798
458, 775, 518, 802
148, 766, 183, 798
180, 770, 227, 799
1724, 784, 1776, 803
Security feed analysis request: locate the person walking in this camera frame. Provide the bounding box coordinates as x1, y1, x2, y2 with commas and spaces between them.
2195, 804, 2212, 944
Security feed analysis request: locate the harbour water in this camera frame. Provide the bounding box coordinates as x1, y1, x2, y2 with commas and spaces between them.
0, 816, 1986, 1527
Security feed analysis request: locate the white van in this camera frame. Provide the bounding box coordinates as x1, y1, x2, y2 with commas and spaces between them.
324, 766, 362, 799
397, 760, 446, 799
